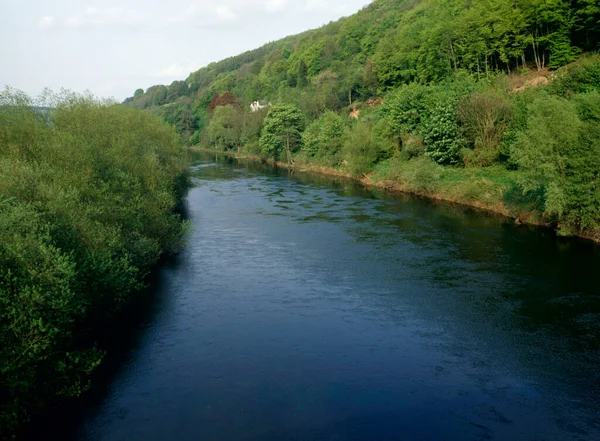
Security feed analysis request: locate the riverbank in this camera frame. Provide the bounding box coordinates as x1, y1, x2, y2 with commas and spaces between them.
0, 93, 191, 440
190, 146, 600, 244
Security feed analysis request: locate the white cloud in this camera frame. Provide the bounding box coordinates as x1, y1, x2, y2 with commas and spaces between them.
3, 0, 374, 100
302, 0, 349, 14
213, 5, 237, 22
184, 1, 240, 25
156, 63, 191, 78
264, 0, 288, 13
65, 7, 143, 28
154, 60, 202, 79
38, 16, 55, 29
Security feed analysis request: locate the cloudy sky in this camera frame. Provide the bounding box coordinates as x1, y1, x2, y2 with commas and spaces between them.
0, 0, 372, 101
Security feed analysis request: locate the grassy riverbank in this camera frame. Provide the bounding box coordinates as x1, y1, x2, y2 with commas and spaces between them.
193, 146, 598, 240
0, 89, 190, 438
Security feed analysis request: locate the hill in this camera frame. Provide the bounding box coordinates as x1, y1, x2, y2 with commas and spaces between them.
126, 0, 598, 129
125, 0, 600, 239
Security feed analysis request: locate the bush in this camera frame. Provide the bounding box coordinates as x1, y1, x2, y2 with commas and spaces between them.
573, 90, 600, 122
402, 156, 442, 193
510, 94, 600, 235
458, 90, 513, 166
0, 89, 190, 435
189, 130, 200, 146
342, 121, 390, 177
422, 99, 462, 165
243, 139, 263, 157
301, 111, 345, 159
549, 56, 600, 96
403, 134, 426, 159
382, 83, 431, 138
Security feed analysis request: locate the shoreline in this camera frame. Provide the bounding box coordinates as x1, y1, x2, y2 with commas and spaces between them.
190, 147, 600, 245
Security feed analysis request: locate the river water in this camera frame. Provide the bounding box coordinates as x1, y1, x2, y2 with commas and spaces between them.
44, 153, 600, 441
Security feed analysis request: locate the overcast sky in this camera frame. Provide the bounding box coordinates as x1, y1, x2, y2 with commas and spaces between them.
0, 0, 373, 101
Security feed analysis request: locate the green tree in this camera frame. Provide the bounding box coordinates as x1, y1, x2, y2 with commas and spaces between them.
302, 111, 345, 161
259, 104, 304, 162
458, 90, 513, 166
512, 95, 583, 219
297, 59, 309, 88
151, 85, 168, 106
312, 70, 342, 111
167, 80, 189, 102
422, 97, 462, 166
208, 105, 239, 149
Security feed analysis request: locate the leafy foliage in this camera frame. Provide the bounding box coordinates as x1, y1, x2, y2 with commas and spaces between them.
259, 105, 304, 162
0, 88, 190, 436
342, 121, 392, 177
422, 98, 462, 166
302, 111, 345, 161
458, 90, 513, 166
510, 94, 600, 233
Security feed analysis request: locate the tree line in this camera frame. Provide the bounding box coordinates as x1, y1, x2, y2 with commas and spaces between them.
125, 0, 599, 141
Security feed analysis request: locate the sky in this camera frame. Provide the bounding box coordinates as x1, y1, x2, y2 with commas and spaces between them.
0, 0, 373, 101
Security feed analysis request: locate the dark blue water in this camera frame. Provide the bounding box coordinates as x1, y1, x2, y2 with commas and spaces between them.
51, 154, 600, 441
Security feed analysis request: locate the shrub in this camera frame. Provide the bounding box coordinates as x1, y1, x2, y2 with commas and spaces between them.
301, 111, 345, 159
403, 134, 426, 159
0, 89, 190, 435
382, 83, 431, 138
422, 99, 462, 165
573, 90, 600, 122
510, 94, 600, 234
402, 156, 442, 193
342, 121, 390, 177
549, 56, 600, 96
458, 90, 513, 166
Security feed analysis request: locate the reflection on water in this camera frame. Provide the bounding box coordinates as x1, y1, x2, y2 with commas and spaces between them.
33, 151, 600, 441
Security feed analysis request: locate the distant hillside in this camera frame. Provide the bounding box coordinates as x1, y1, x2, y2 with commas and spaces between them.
125, 0, 600, 240
125, 0, 599, 141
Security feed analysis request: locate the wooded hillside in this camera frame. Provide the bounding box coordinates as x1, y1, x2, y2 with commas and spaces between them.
126, 0, 600, 238
126, 0, 599, 134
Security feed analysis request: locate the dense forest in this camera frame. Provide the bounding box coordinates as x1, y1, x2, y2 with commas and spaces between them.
0, 89, 190, 437
127, 0, 600, 238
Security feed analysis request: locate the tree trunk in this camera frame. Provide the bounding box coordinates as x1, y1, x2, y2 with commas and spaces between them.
285, 134, 292, 163
541, 51, 545, 70
450, 42, 458, 72
531, 35, 541, 72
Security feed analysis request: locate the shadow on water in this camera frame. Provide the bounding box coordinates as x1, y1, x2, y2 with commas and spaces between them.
20, 201, 192, 441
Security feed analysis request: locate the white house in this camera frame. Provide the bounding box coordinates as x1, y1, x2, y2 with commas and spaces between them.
250, 100, 272, 112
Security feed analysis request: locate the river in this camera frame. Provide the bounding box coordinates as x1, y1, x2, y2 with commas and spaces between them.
36, 153, 600, 441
